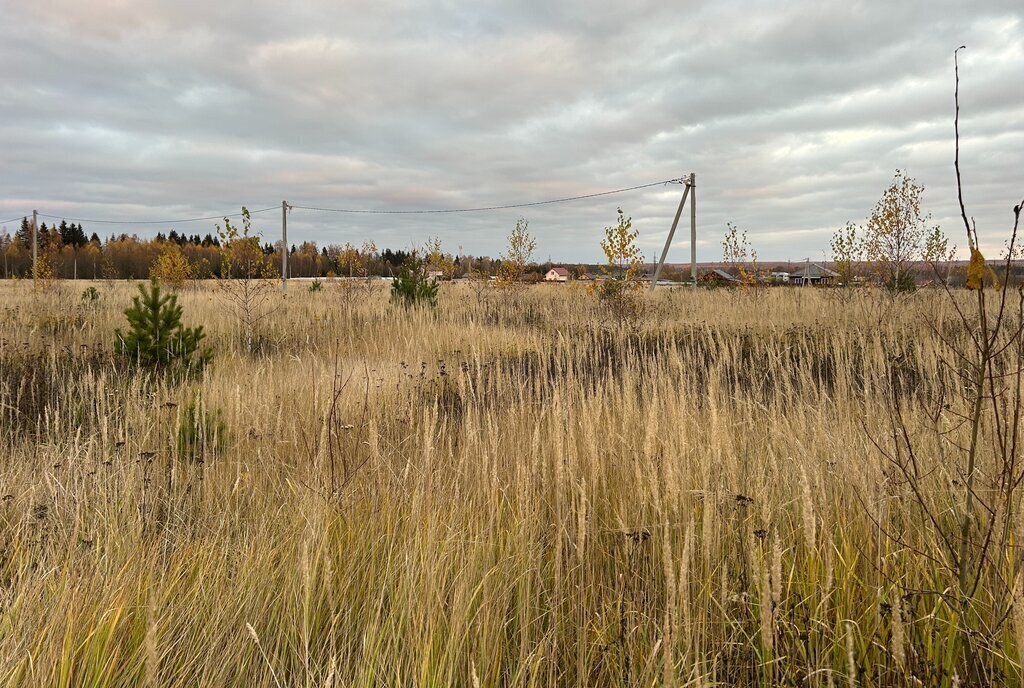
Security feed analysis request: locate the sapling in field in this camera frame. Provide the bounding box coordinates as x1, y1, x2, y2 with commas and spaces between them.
866, 47, 1024, 684
333, 240, 378, 306
496, 218, 536, 291
216, 207, 278, 353
592, 207, 644, 324
115, 278, 211, 370
149, 242, 194, 290
721, 221, 764, 289
390, 250, 438, 308
80, 285, 100, 303
860, 170, 936, 293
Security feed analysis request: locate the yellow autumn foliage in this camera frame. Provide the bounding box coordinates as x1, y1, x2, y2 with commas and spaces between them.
150, 243, 194, 289
966, 248, 999, 291
966, 248, 985, 290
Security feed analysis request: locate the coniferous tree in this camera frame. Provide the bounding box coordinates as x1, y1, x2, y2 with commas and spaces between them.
68, 223, 86, 247
16, 217, 30, 247
58, 220, 75, 246
115, 278, 211, 369
390, 251, 438, 308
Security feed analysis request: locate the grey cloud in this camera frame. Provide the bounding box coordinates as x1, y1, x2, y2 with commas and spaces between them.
1, 0, 1021, 261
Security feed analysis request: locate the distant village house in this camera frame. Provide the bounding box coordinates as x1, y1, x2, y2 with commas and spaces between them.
545, 266, 570, 282
700, 268, 741, 286
789, 263, 840, 286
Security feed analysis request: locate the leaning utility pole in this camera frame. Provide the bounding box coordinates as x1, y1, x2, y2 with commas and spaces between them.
31, 209, 38, 287
281, 200, 289, 293
650, 173, 697, 291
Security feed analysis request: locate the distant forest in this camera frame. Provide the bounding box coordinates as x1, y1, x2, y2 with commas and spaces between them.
0, 217, 549, 280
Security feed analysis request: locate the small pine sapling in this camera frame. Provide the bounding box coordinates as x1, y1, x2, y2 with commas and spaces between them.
115, 278, 211, 370
390, 250, 438, 308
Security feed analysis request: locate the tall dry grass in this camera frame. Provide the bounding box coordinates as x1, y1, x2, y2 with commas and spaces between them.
0, 279, 1019, 686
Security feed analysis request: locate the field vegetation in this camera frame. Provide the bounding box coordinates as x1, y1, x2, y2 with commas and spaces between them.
0, 51, 1019, 688
1, 274, 1023, 686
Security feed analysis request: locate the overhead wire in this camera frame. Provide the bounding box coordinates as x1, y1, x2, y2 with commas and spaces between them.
18, 177, 685, 226
290, 177, 686, 215
34, 206, 281, 226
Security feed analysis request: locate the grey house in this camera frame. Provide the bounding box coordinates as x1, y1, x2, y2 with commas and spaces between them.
790, 263, 840, 286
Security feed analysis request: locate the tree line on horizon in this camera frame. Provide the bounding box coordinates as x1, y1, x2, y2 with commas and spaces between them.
0, 213, 654, 282
0, 216, 535, 281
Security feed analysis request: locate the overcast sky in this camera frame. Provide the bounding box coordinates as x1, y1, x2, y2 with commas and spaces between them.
0, 0, 1021, 262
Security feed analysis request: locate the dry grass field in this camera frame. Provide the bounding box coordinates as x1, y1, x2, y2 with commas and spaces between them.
0, 279, 1021, 686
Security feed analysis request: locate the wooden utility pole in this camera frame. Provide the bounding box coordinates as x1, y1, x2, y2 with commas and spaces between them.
689, 172, 697, 288
650, 173, 697, 292
281, 201, 289, 292
31, 209, 37, 287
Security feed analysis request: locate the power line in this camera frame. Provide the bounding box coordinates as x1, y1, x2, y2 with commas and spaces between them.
35, 206, 280, 226
0, 216, 27, 226
23, 176, 684, 226
290, 178, 685, 215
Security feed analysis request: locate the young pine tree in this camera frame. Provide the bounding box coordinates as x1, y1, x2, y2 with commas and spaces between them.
115, 278, 211, 369
390, 250, 438, 308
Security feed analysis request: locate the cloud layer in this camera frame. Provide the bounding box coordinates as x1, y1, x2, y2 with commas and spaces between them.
1, 0, 1021, 261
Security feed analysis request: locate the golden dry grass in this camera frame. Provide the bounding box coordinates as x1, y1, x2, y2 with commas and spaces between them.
0, 279, 1019, 686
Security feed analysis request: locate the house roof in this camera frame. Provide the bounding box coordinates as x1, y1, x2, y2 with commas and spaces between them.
548, 267, 569, 276
789, 263, 839, 279
705, 268, 740, 282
